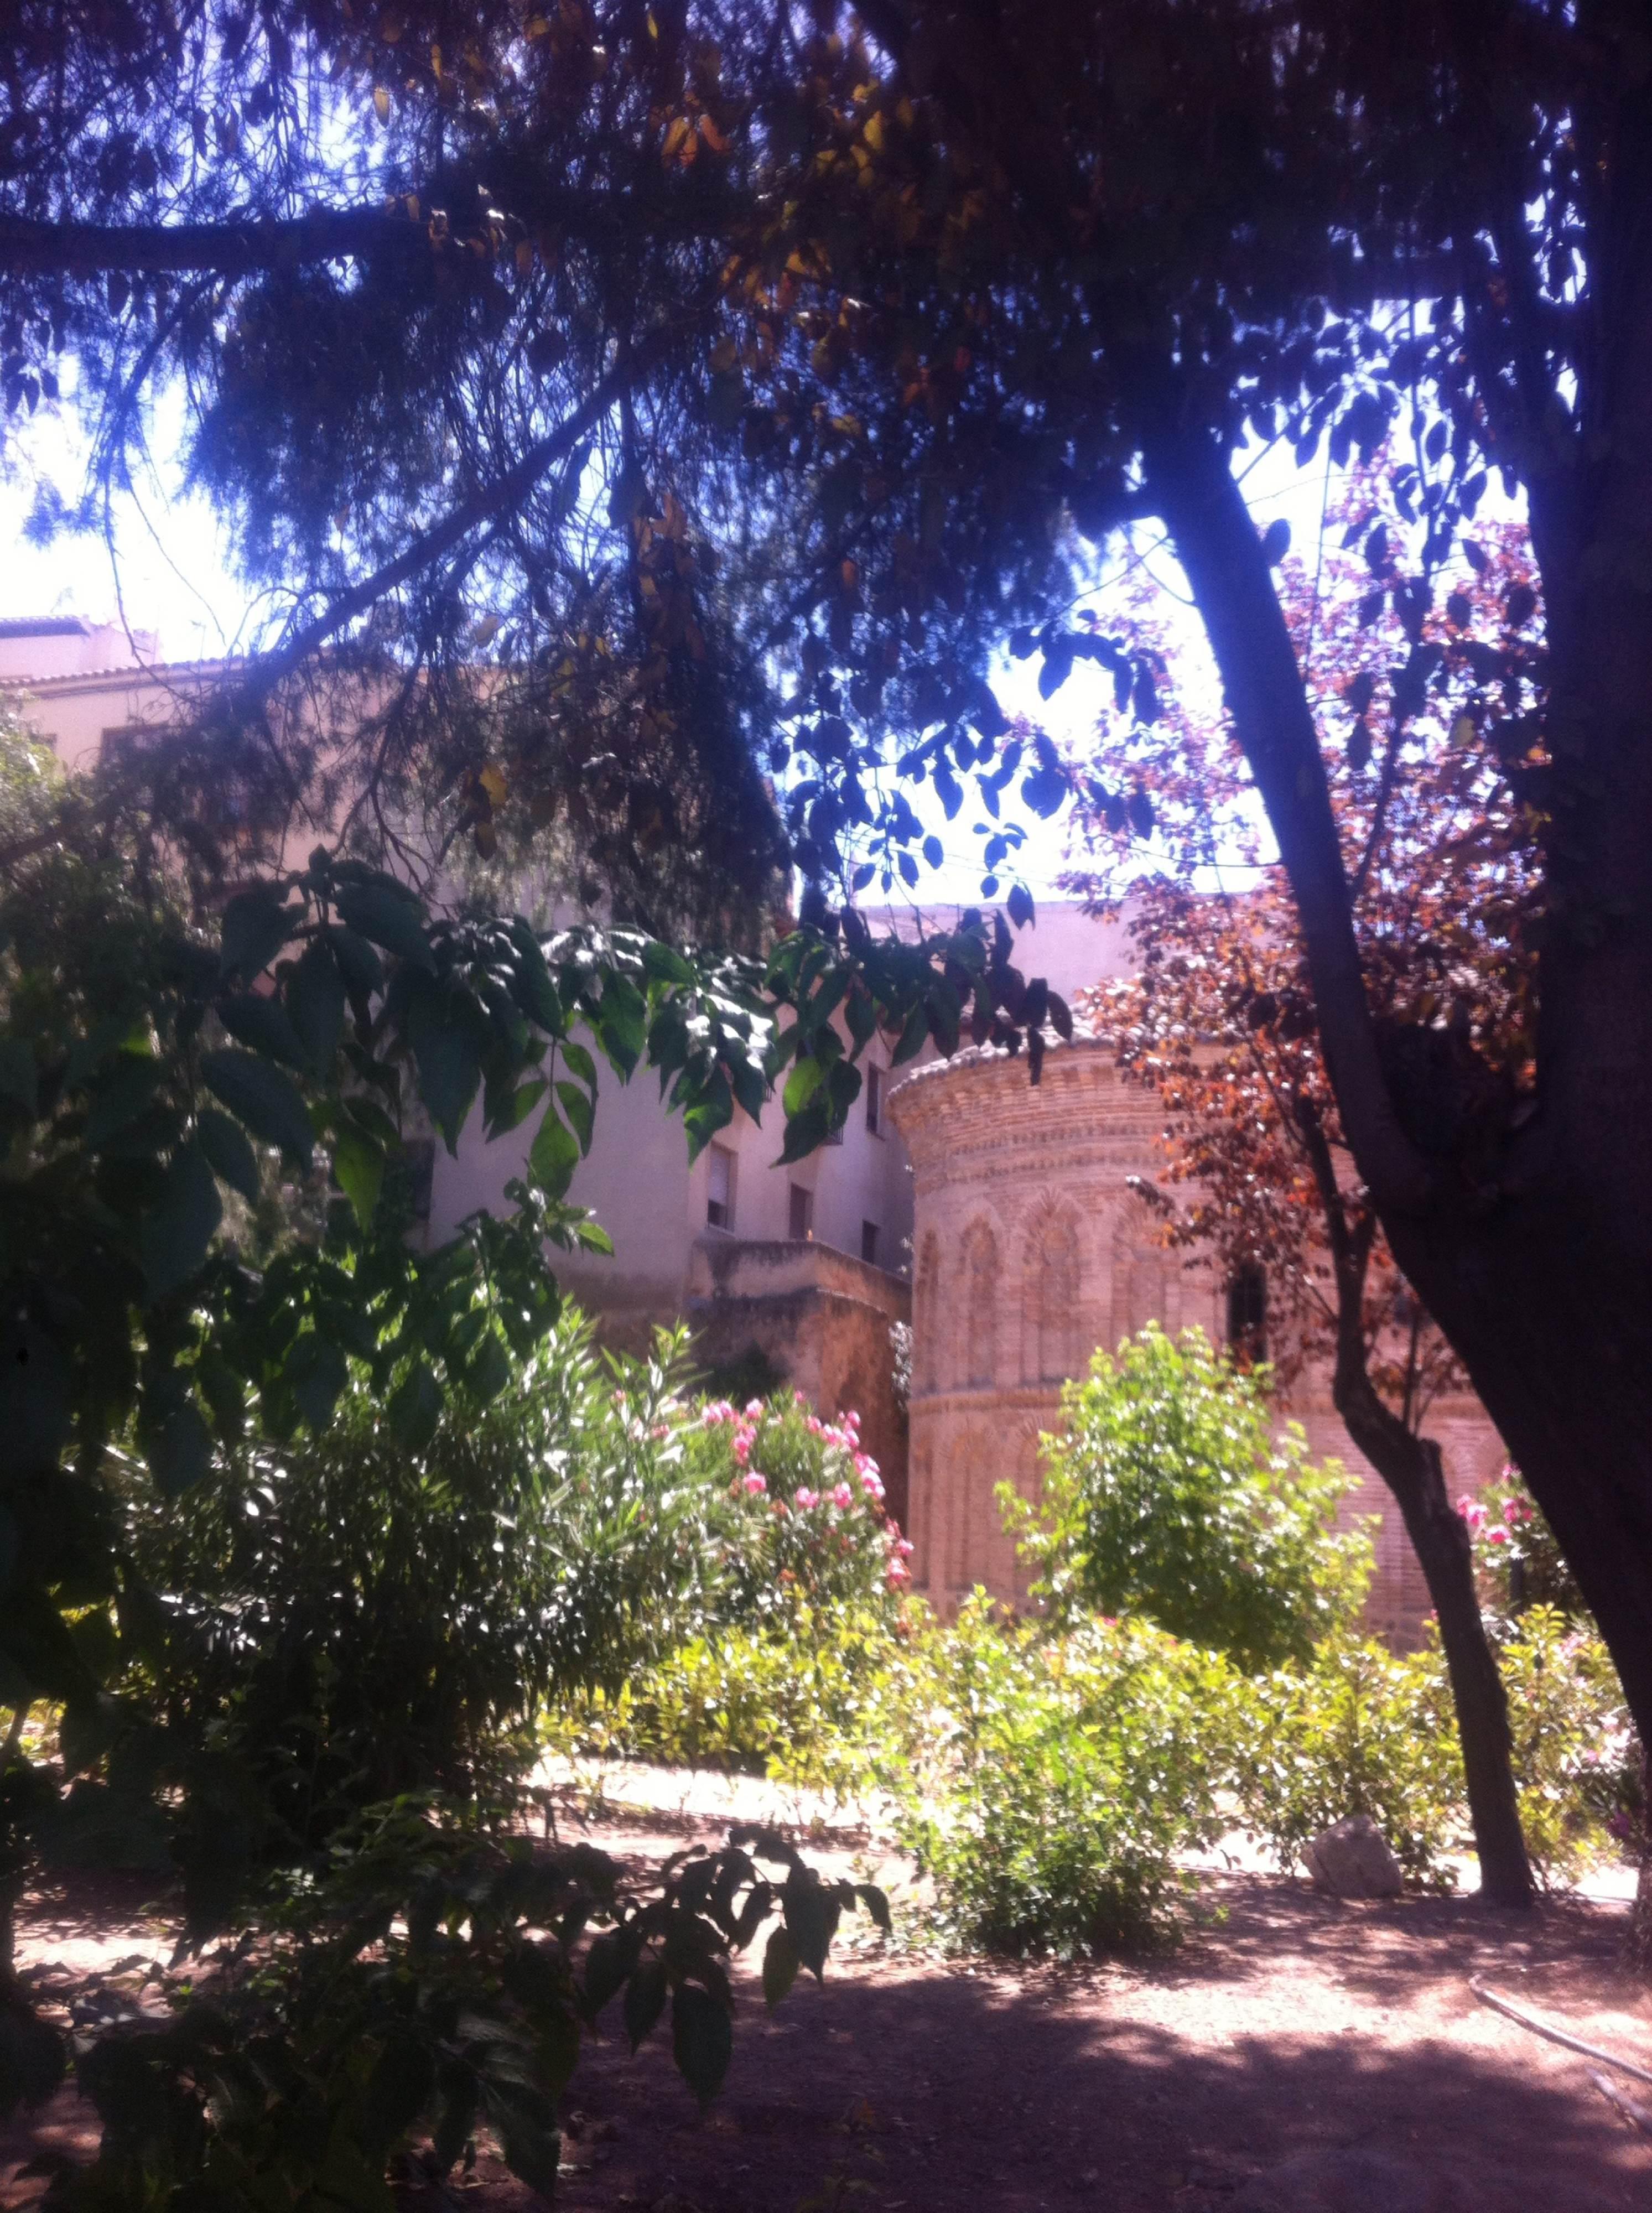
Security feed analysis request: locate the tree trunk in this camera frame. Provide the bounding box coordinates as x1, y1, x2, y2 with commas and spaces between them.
1335, 1382, 1534, 1905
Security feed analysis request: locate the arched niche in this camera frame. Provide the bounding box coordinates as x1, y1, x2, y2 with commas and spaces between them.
1021, 1198, 1084, 1385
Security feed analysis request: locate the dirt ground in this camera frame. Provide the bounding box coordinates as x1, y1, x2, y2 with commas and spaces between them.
6, 1796, 1652, 2213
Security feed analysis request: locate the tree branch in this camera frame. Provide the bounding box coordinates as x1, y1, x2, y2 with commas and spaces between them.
1143, 422, 1433, 1215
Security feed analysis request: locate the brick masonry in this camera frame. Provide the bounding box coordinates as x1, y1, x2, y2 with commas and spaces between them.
889, 1036, 1511, 1643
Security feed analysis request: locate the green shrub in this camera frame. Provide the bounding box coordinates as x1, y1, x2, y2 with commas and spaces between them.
1010, 1326, 1370, 1670
119, 1313, 723, 1851
564, 1595, 906, 1798
890, 1598, 1239, 1956
1497, 1605, 1638, 1884
1231, 1634, 1463, 1887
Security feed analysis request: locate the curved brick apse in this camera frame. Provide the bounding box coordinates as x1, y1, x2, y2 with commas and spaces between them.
889, 1035, 1509, 1644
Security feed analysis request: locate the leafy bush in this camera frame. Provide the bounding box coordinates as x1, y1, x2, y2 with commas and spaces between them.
1011, 1326, 1370, 1669
890, 1599, 1239, 1956
45, 1798, 884, 2208
1497, 1605, 1638, 1883
118, 1315, 723, 1859
564, 1596, 906, 1798
1231, 1634, 1464, 1887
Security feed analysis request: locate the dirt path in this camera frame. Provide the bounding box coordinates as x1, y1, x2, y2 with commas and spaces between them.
6, 1803, 1652, 2211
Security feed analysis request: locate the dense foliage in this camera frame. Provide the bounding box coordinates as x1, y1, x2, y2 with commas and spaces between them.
1010, 1327, 1369, 1670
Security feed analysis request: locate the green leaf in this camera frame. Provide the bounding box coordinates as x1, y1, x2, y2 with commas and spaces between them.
892, 1000, 929, 1066
287, 941, 346, 1076
497, 2115, 562, 2200
219, 991, 307, 1069
219, 887, 295, 980
777, 1100, 830, 1165
195, 1108, 259, 1203
555, 1079, 595, 1154
623, 1957, 668, 2053
334, 884, 435, 971
388, 1363, 442, 1453
490, 1077, 547, 1137
783, 1054, 825, 1120
528, 1100, 579, 1199
141, 1143, 223, 1303
285, 1334, 349, 1432
641, 941, 697, 986
782, 1879, 840, 1979
333, 1124, 385, 1230
761, 1923, 799, 2009
467, 1329, 511, 1405
671, 1984, 732, 2110
362, 2033, 437, 2155
148, 1394, 213, 1497
201, 1050, 314, 1166
326, 924, 385, 1000
582, 1926, 640, 2020
855, 1883, 891, 1933
82, 1058, 162, 1150
595, 975, 647, 1079
405, 981, 485, 1151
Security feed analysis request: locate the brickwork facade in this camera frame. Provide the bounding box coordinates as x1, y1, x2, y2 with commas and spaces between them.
889, 1037, 1511, 1643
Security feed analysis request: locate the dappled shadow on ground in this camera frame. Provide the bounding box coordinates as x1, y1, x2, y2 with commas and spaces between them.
6, 1862, 1651, 2212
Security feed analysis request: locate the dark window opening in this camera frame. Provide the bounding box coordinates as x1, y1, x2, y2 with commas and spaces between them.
706, 1143, 735, 1230
866, 1065, 884, 1135
1227, 1261, 1267, 1362
861, 1219, 880, 1266
788, 1182, 814, 1240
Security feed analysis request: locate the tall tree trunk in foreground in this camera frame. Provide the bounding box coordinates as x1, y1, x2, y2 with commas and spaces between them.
1146, 410, 1652, 1769
1336, 1375, 1534, 1905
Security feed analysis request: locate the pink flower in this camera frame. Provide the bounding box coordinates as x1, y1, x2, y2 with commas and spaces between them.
744, 1399, 765, 1420
794, 1487, 820, 1509
742, 1472, 768, 1495
844, 1410, 860, 1433
860, 1472, 886, 1500
793, 1389, 808, 1407
830, 1481, 854, 1510
885, 1558, 910, 1587
895, 1538, 915, 1557
1487, 1526, 1508, 1545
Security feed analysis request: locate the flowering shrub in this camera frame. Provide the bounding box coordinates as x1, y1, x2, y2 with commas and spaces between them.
1458, 1464, 1589, 1626
685, 1391, 913, 1626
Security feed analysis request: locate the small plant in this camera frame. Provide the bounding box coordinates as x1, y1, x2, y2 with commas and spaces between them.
41, 1800, 885, 2206
1496, 1605, 1638, 1883
890, 1598, 1238, 1956
1232, 1634, 1464, 1888
1011, 1325, 1371, 1670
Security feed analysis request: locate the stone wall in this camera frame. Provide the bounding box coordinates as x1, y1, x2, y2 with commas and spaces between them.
686, 1237, 911, 1525
889, 1037, 1511, 1640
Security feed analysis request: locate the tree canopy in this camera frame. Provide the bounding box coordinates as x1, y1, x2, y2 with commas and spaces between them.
9, 0, 1652, 1815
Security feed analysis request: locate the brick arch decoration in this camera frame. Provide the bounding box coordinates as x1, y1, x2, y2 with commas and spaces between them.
958, 1213, 1002, 1389
913, 1230, 942, 1394
1109, 1189, 1171, 1349
1020, 1192, 1084, 1385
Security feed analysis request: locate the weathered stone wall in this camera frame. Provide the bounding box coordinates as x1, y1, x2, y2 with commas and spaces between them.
687, 1238, 911, 1525
889, 1039, 1510, 1640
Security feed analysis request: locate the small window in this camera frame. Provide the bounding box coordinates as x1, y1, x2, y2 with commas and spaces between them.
1227, 1261, 1267, 1362
866, 1064, 884, 1136
788, 1182, 814, 1241
860, 1219, 880, 1266
706, 1143, 736, 1230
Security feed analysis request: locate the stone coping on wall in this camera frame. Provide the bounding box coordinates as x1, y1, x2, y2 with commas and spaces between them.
687, 1234, 911, 1319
